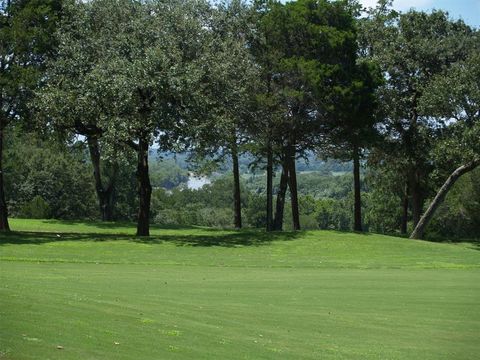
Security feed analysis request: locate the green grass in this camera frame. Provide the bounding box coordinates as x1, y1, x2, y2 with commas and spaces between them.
1, 219, 479, 359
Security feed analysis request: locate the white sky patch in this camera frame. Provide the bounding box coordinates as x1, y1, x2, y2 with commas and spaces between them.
394, 0, 434, 9
359, 0, 380, 8
359, 0, 435, 11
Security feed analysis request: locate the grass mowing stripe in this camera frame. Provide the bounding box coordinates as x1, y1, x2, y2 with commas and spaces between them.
2, 262, 479, 360
1, 219, 479, 359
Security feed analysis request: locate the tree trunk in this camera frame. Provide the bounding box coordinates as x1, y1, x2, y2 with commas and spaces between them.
410, 159, 480, 240
101, 163, 117, 222
232, 141, 242, 229
286, 144, 300, 231
409, 171, 424, 228
411, 190, 423, 228
273, 162, 288, 231
405, 105, 424, 228
136, 137, 152, 236
353, 144, 362, 232
0, 125, 10, 232
103, 179, 116, 221
400, 183, 409, 234
87, 136, 117, 221
266, 141, 273, 231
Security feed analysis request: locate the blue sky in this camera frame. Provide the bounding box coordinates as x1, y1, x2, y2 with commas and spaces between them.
360, 0, 480, 26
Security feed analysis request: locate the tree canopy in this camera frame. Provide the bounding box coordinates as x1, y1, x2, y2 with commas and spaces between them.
0, 0, 478, 240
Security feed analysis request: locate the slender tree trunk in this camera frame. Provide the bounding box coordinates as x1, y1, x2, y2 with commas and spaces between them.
232, 141, 242, 229
286, 144, 300, 231
266, 141, 273, 231
87, 136, 117, 221
102, 162, 118, 221
273, 162, 288, 231
0, 125, 10, 232
405, 107, 424, 228
136, 137, 152, 236
353, 144, 362, 232
400, 183, 409, 234
411, 186, 423, 228
408, 168, 424, 228
410, 159, 480, 240
88, 136, 107, 220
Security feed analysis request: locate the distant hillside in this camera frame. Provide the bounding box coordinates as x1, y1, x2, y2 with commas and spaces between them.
151, 150, 353, 175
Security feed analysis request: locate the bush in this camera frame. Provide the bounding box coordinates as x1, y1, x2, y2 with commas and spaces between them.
5, 135, 97, 220
154, 210, 178, 226
19, 195, 50, 219
245, 194, 266, 228
314, 198, 351, 231
197, 207, 233, 228
425, 169, 480, 239
300, 214, 319, 230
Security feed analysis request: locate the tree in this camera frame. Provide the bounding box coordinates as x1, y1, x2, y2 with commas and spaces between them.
38, 67, 120, 221
4, 132, 97, 219
410, 52, 480, 239
45, 0, 231, 236
184, 0, 259, 229
38, 78, 120, 221
424, 168, 480, 239
38, 0, 136, 222
0, 0, 62, 230
361, 4, 474, 229
252, 0, 359, 231
364, 154, 410, 234
321, 60, 381, 232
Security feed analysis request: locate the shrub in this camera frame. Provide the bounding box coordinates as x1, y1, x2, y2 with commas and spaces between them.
19, 195, 50, 219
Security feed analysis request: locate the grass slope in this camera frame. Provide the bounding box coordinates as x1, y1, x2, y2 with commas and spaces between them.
1, 219, 479, 359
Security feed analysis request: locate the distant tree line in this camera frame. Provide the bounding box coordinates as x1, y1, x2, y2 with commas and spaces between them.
5, 131, 479, 239
0, 0, 478, 239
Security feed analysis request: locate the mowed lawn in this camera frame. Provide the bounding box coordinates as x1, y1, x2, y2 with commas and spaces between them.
1, 219, 479, 359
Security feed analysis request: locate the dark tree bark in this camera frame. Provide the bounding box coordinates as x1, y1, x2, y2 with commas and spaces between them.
266, 141, 274, 231
404, 106, 426, 229
353, 144, 362, 232
0, 125, 10, 232
136, 137, 152, 236
286, 144, 300, 231
410, 159, 480, 240
87, 136, 117, 221
400, 183, 409, 234
408, 170, 425, 228
102, 181, 116, 221
273, 162, 288, 231
232, 141, 242, 229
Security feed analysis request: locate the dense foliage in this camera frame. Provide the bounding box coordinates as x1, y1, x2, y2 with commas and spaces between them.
1, 0, 478, 239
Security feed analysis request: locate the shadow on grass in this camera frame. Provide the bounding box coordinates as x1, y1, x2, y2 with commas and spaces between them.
338, 229, 480, 248
312, 229, 480, 252
0, 229, 300, 248
406, 232, 480, 248
39, 219, 200, 231
422, 235, 480, 244
327, 230, 374, 237
467, 242, 480, 251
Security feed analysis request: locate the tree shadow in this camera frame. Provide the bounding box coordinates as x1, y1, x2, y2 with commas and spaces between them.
430, 238, 480, 251
39, 219, 200, 231
359, 230, 480, 250
0, 229, 300, 248
135, 230, 300, 247
411, 233, 480, 249
327, 230, 374, 236
467, 242, 480, 251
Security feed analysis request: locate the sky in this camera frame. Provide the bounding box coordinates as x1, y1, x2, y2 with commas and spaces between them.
359, 0, 480, 27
